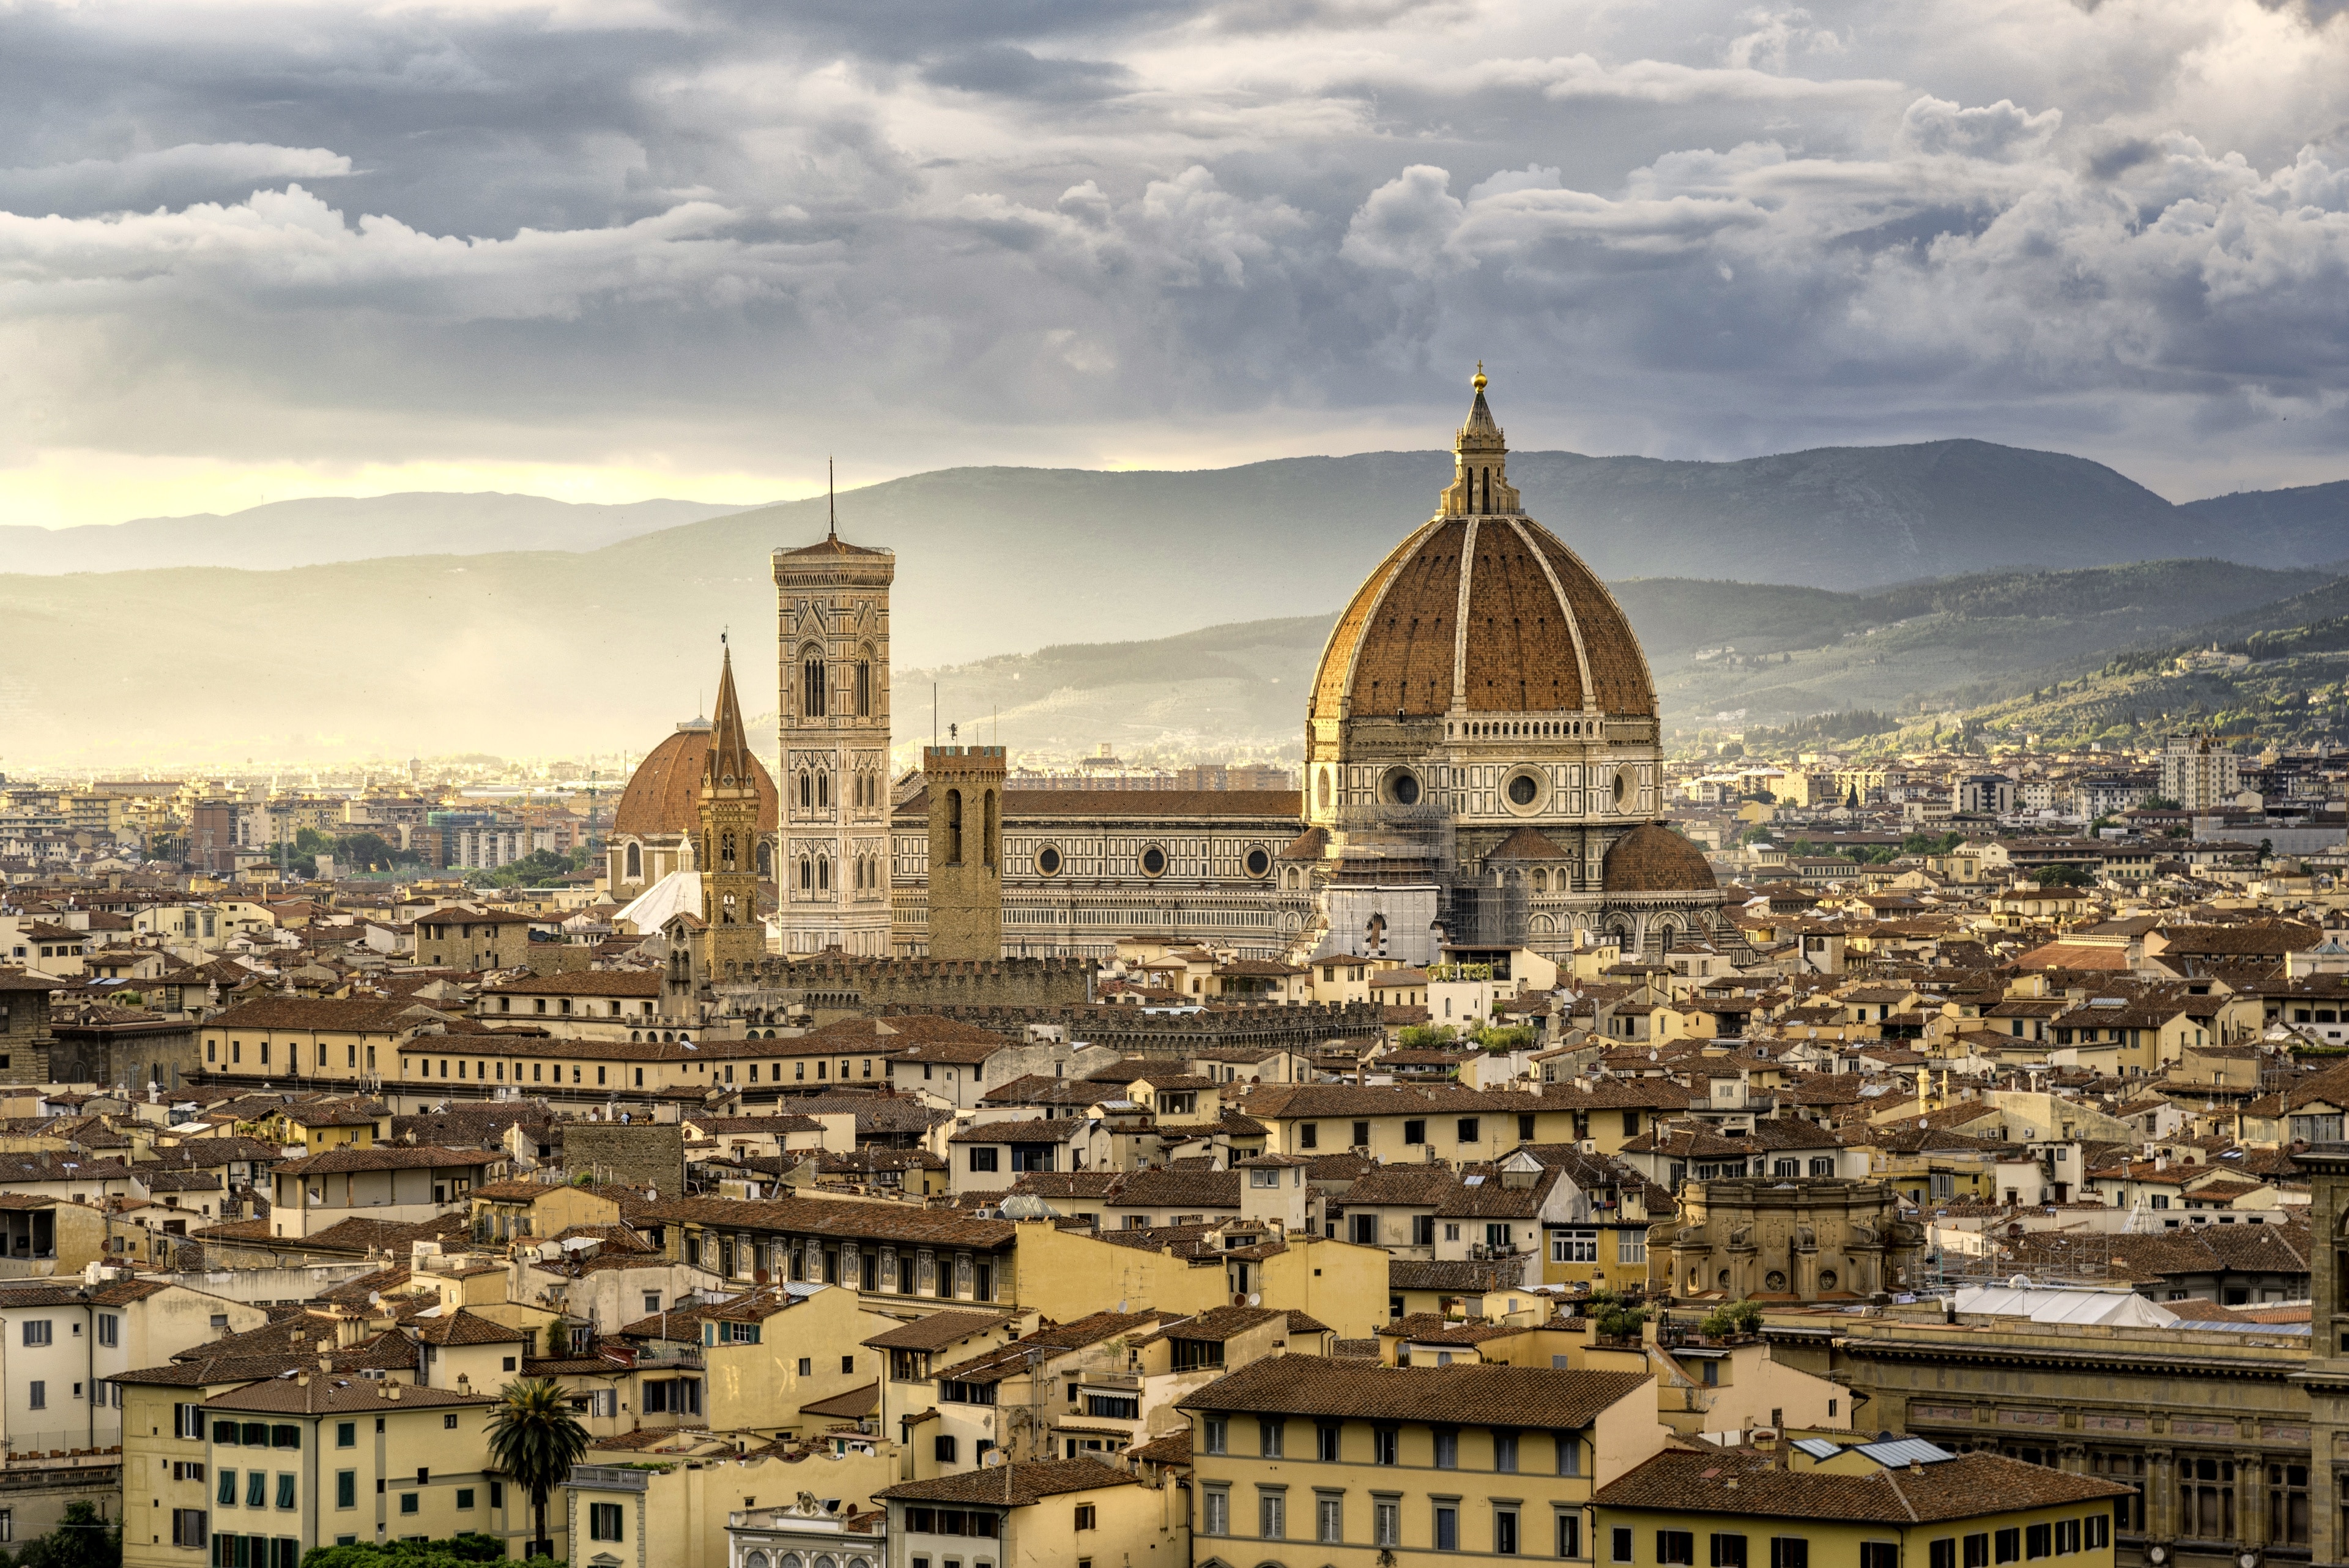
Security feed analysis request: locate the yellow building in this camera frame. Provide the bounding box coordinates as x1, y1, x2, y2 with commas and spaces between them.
119, 1372, 525, 1568
1591, 1443, 2129, 1568
875, 1457, 1186, 1568
1179, 1356, 1664, 1567
468, 1179, 623, 1244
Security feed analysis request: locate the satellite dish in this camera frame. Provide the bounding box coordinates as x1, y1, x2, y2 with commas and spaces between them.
1247, 1293, 1261, 1307
2007, 1274, 2030, 1290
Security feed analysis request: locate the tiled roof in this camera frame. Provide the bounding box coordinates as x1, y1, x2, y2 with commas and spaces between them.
1594, 1447, 2130, 1523
875, 1457, 1138, 1506
861, 1311, 1017, 1351
932, 1312, 1164, 1385
204, 1378, 497, 1414
637, 1193, 1015, 1248
1138, 1306, 1287, 1345
1176, 1356, 1649, 1429
270, 1145, 503, 1176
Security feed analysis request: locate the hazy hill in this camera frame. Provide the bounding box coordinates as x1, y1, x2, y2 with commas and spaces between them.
0, 493, 743, 573
10, 437, 2347, 590
893, 560, 2343, 761
6, 437, 2348, 765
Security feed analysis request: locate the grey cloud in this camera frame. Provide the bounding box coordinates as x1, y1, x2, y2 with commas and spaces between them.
0, 0, 2347, 499
0, 143, 351, 216
920, 46, 1135, 101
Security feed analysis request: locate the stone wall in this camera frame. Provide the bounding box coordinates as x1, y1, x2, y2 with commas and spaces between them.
764, 954, 1096, 1010
871, 1000, 1383, 1055
560, 1120, 687, 1199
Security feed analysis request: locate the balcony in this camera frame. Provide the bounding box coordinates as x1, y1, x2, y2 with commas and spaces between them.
566, 1465, 652, 1492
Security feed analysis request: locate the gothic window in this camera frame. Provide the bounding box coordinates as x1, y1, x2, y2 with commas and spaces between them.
984, 789, 998, 868
798, 772, 811, 810
624, 842, 640, 880
721, 834, 738, 871
946, 789, 963, 866
798, 858, 811, 891
856, 658, 872, 718
757, 841, 772, 877
817, 773, 829, 809
818, 857, 830, 892
802, 651, 827, 718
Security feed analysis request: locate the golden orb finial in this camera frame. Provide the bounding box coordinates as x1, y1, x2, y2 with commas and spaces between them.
1473, 361, 1486, 392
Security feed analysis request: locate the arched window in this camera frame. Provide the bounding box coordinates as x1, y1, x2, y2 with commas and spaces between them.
984, 789, 998, 869
1480, 465, 1492, 514
624, 842, 640, 880
802, 650, 826, 718
946, 789, 963, 866
818, 856, 830, 891
798, 858, 811, 891
856, 658, 872, 717
757, 841, 773, 877
798, 772, 811, 809
1532, 869, 1548, 893
817, 773, 829, 809
721, 832, 737, 871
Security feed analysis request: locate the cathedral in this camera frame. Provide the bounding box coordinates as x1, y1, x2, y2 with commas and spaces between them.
608, 372, 1732, 968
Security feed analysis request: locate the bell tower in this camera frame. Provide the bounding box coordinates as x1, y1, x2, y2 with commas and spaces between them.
773, 466, 897, 957
698, 641, 766, 983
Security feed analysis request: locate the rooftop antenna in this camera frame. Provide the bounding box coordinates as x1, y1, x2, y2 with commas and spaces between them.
828, 457, 837, 541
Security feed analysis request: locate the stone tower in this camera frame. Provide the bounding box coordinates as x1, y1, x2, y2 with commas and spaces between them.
772, 478, 896, 957
697, 641, 767, 983
2296, 1143, 2349, 1563
923, 744, 1004, 960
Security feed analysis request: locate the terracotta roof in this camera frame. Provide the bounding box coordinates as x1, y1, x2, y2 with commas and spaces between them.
481, 972, 664, 998
637, 1193, 1015, 1248
271, 1145, 503, 1177
204, 1379, 496, 1415
1176, 1355, 1650, 1429
1594, 1447, 2129, 1523
932, 1311, 1163, 1384
861, 1311, 1017, 1351
875, 1457, 1137, 1506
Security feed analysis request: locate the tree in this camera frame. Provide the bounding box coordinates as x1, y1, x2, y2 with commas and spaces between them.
1583, 1287, 1648, 1343
1699, 1299, 1764, 1339
14, 1503, 122, 1568
486, 1378, 592, 1556
1397, 1024, 1458, 1050
300, 1535, 552, 1568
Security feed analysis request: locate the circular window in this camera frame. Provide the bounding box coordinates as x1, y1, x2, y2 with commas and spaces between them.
1764, 1269, 1787, 1292
1611, 769, 1628, 808
1244, 847, 1271, 878
1819, 1269, 1839, 1291
1507, 774, 1538, 807
1036, 846, 1061, 876
1141, 846, 1168, 877
1384, 768, 1421, 806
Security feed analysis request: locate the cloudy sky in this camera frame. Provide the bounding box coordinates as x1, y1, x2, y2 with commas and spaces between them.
4, 0, 2348, 528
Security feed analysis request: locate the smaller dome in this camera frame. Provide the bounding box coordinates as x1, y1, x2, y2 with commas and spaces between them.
614, 721, 779, 837
1602, 823, 1717, 894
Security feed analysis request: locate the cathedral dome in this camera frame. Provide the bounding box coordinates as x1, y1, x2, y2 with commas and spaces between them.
613, 721, 779, 836
1601, 823, 1718, 894
1308, 377, 1654, 725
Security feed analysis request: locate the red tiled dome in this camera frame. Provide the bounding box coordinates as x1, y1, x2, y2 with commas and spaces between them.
1602, 823, 1717, 894
612, 724, 777, 837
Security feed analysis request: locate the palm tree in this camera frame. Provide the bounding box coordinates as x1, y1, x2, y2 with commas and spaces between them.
487, 1377, 592, 1558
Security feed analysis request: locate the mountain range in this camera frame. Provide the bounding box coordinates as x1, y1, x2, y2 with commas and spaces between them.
4, 439, 2346, 766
